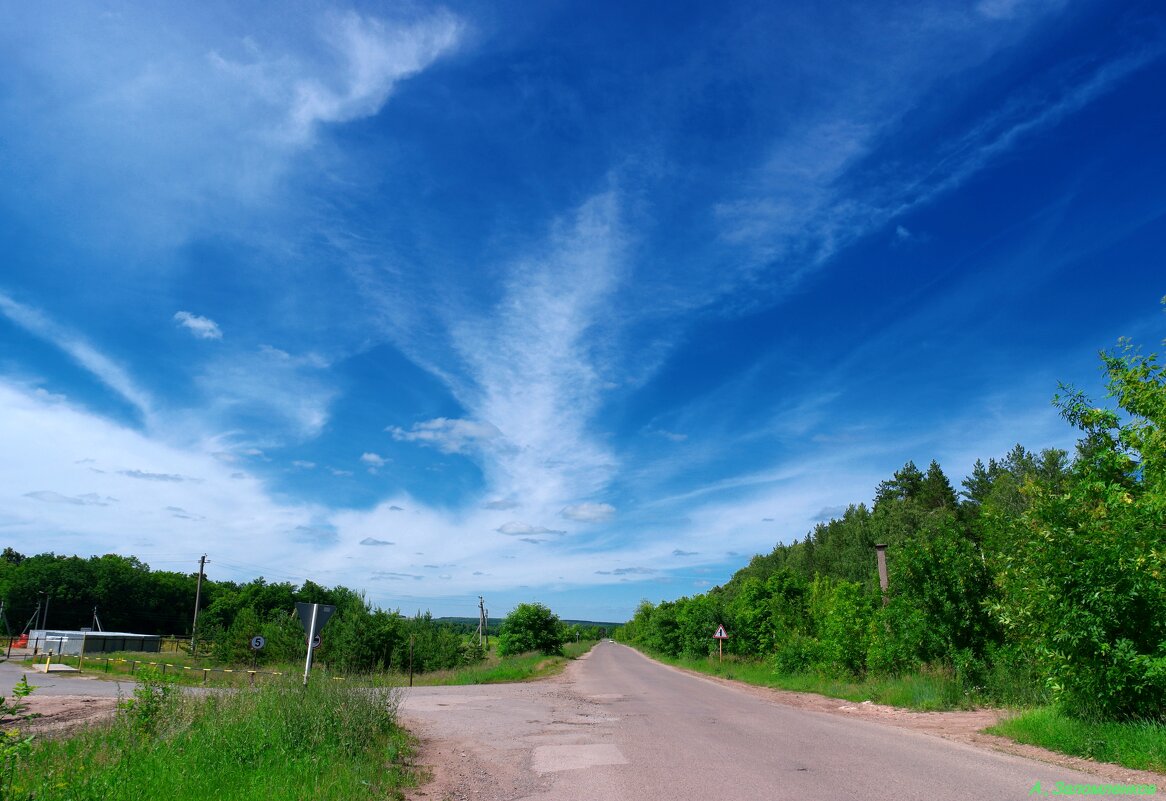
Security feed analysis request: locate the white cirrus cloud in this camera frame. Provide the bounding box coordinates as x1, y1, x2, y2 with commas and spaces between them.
194, 346, 338, 444
0, 292, 155, 424
495, 521, 567, 537
24, 490, 114, 507
361, 452, 387, 472
172, 311, 222, 340
560, 502, 616, 523
388, 417, 503, 455
244, 9, 466, 144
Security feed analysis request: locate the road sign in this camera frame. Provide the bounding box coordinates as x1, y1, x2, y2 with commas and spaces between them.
295, 602, 335, 636
296, 602, 335, 685
713, 624, 728, 662
250, 635, 266, 651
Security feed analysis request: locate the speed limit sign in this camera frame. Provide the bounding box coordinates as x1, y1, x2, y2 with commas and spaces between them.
250, 635, 266, 651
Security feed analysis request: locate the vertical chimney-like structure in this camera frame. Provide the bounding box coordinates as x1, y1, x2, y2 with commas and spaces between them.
875, 544, 889, 606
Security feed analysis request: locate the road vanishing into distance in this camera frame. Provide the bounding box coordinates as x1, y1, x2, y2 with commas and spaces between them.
400, 641, 1119, 801
4, 646, 1153, 800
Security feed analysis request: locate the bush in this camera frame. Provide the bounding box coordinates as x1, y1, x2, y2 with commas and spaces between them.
117, 666, 179, 737
811, 578, 874, 675
772, 632, 824, 675
498, 602, 564, 656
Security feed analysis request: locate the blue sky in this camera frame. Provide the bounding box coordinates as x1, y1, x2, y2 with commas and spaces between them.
1, 0, 1163, 623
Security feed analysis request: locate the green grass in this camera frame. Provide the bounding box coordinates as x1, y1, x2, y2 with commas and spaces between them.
644, 651, 970, 711
34, 641, 598, 690
988, 707, 1166, 774
410, 640, 596, 686
11, 670, 419, 801
26, 651, 306, 689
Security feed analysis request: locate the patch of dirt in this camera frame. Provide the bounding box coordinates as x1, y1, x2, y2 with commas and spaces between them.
674, 666, 1164, 785
3, 696, 119, 738
404, 720, 547, 801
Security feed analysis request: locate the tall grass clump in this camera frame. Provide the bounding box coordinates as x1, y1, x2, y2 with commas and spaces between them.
13, 674, 415, 801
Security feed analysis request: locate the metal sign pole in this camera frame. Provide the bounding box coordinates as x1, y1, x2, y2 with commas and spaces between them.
302, 603, 319, 686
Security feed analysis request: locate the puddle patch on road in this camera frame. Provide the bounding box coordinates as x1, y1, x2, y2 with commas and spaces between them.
531, 744, 628, 773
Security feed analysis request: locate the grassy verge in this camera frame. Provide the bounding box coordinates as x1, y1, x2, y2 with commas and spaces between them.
644, 650, 971, 711
410, 640, 596, 686
988, 708, 1166, 774
33, 641, 597, 689
11, 669, 420, 801
24, 651, 315, 689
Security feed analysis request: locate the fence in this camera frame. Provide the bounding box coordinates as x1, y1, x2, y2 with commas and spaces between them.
33, 650, 293, 687
2, 634, 193, 658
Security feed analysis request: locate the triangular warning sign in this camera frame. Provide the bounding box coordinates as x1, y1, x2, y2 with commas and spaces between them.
713, 624, 728, 639
296, 602, 336, 638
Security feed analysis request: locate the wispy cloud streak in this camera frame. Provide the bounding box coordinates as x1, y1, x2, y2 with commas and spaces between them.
444, 192, 626, 513
0, 292, 155, 423
716, 28, 1164, 297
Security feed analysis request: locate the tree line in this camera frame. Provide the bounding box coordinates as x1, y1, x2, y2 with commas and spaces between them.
0, 550, 606, 673
0, 551, 482, 673
617, 338, 1166, 722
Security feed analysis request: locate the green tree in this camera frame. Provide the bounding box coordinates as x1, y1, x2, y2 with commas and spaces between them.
498, 602, 565, 656
988, 339, 1166, 720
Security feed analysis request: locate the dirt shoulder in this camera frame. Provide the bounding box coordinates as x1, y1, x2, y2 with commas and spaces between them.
3, 695, 120, 738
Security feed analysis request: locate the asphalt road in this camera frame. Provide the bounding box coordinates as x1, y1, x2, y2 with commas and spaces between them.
400, 641, 1117, 801
0, 657, 132, 698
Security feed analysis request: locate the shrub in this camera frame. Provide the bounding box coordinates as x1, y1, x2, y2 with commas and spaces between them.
772, 632, 824, 675
498, 602, 564, 656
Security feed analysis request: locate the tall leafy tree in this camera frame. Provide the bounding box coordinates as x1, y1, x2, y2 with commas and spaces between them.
498, 602, 565, 656
988, 339, 1166, 720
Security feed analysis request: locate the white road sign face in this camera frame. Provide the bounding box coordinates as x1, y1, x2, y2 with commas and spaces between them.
713, 625, 728, 639
310, 634, 322, 649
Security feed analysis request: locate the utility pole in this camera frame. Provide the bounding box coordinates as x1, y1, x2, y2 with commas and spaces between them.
40, 593, 50, 630
478, 596, 486, 647
191, 554, 206, 656
92, 606, 103, 632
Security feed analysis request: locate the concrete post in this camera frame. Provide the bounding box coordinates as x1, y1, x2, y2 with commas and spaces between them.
875, 544, 889, 606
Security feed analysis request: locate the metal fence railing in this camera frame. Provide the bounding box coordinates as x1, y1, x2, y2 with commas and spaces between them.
28, 650, 291, 687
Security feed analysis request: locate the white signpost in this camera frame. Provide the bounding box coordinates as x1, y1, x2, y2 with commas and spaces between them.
295, 602, 335, 686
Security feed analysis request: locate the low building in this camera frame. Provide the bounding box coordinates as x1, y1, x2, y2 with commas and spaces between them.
27, 629, 161, 655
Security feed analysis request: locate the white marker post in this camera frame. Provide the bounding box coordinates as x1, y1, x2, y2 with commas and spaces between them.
302, 603, 318, 686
